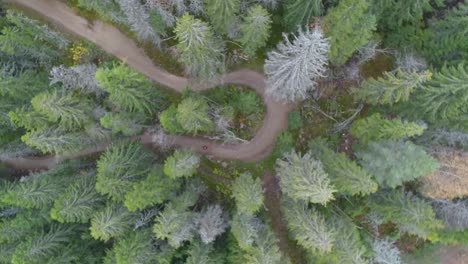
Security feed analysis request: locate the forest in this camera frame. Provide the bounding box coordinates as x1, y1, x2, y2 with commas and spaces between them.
0, 0, 467, 263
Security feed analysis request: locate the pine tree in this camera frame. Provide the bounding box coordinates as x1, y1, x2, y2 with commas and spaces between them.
276, 150, 336, 205
95, 63, 157, 114
159, 104, 185, 134
371, 239, 402, 264
368, 190, 443, 239
323, 0, 376, 65
405, 64, 468, 132
352, 69, 432, 105
124, 167, 180, 212
356, 140, 438, 188
96, 142, 154, 202
50, 172, 105, 223
163, 149, 201, 179
350, 113, 426, 144
20, 128, 88, 155
244, 225, 283, 264
231, 172, 264, 215
283, 0, 323, 31
174, 14, 224, 79
176, 97, 214, 135
204, 0, 240, 34
100, 111, 147, 136
238, 5, 272, 57
153, 204, 195, 248
31, 90, 94, 131
89, 203, 136, 242
194, 204, 228, 244
309, 139, 377, 196
0, 208, 50, 244
8, 107, 50, 131
264, 27, 329, 102
282, 199, 335, 254
186, 241, 220, 264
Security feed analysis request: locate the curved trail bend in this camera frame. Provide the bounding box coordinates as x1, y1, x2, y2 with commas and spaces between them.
2, 0, 293, 170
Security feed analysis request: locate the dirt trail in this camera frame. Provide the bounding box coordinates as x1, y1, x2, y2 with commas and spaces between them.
1, 0, 293, 170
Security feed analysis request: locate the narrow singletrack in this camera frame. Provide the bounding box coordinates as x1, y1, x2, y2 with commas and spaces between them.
1, 0, 293, 170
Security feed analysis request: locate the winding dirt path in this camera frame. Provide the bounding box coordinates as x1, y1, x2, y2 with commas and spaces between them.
1, 0, 293, 170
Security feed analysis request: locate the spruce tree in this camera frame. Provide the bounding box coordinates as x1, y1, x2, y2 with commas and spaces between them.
243, 225, 283, 264
356, 140, 438, 188
204, 0, 240, 34
350, 113, 426, 144
163, 149, 201, 179
100, 111, 147, 136
323, 0, 376, 65
231, 212, 262, 251
276, 150, 336, 205
95, 142, 154, 202
231, 172, 264, 215
368, 190, 443, 239
113, 229, 157, 264
283, 0, 323, 31
238, 5, 272, 57
174, 14, 224, 79
176, 97, 214, 135
309, 138, 378, 196
352, 69, 432, 105
282, 199, 335, 254
89, 203, 136, 242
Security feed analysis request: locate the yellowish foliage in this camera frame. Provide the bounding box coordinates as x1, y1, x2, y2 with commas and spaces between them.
69, 43, 88, 64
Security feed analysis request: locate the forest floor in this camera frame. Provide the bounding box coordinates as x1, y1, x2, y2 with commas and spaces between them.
3, 0, 294, 170
405, 245, 468, 264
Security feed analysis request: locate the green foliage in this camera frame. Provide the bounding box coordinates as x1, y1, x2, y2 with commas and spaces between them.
276, 150, 336, 205
186, 241, 220, 264
231, 90, 262, 115
400, 64, 468, 132
9, 108, 50, 131
89, 203, 136, 242
352, 69, 432, 105
243, 226, 284, 264
309, 138, 378, 196
176, 97, 214, 135
356, 140, 438, 188
287, 111, 303, 130
163, 149, 200, 179
31, 90, 93, 131
96, 142, 153, 202
50, 173, 105, 223
11, 224, 77, 264
159, 104, 185, 134
283, 199, 335, 254
371, 0, 444, 30
174, 14, 224, 79
0, 11, 69, 66
283, 0, 323, 31
231, 212, 261, 251
0, 209, 50, 244
231, 173, 264, 215
100, 111, 147, 136
204, 0, 240, 34
420, 2, 468, 67
113, 228, 157, 264
350, 113, 426, 144
20, 128, 89, 155
238, 5, 272, 57
153, 204, 195, 248
323, 0, 376, 65
368, 190, 443, 239
124, 167, 180, 212
75, 0, 125, 24
95, 63, 157, 114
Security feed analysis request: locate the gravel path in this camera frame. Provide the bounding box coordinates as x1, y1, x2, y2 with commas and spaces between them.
2, 0, 293, 170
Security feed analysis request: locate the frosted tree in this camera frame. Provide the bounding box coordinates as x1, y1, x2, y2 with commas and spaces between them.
276, 150, 336, 205
372, 239, 402, 264
231, 172, 264, 215
163, 149, 201, 179
194, 204, 228, 244
49, 64, 103, 95
89, 203, 137, 242
188, 0, 205, 15
238, 5, 272, 57
244, 226, 283, 264
264, 27, 330, 102
116, 0, 162, 46
432, 199, 468, 230
352, 69, 432, 106
231, 212, 262, 250
282, 199, 336, 254
174, 14, 224, 79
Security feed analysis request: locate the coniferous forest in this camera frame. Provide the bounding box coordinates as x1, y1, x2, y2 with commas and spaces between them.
0, 0, 467, 263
